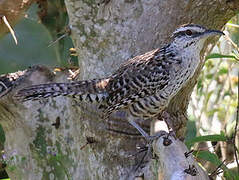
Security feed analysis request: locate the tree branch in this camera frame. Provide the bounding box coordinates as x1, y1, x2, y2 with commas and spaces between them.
153, 132, 210, 180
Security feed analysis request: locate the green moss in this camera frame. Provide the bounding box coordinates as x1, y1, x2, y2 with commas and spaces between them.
92, 6, 99, 18
46, 128, 52, 134
21, 156, 26, 163
48, 141, 74, 180
4, 154, 27, 179
77, 22, 86, 36
90, 28, 97, 37
0, 124, 5, 145
31, 129, 75, 180
65, 124, 70, 129
37, 109, 50, 123
7, 165, 16, 172
77, 2, 112, 55
84, 15, 90, 20
96, 19, 106, 25
32, 125, 48, 157
82, 0, 97, 7
82, 39, 90, 48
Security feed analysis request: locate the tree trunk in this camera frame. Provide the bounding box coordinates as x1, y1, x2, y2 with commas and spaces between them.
0, 0, 239, 179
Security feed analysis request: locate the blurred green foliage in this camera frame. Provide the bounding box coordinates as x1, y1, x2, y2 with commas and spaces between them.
185, 134, 227, 149
195, 151, 238, 179
0, 1, 75, 74
187, 14, 239, 179
0, 17, 57, 74
0, 1, 75, 179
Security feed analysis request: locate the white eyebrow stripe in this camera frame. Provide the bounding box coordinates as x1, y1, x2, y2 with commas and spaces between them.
173, 26, 205, 35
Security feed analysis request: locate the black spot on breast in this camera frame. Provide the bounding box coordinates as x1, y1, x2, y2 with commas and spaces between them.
131, 104, 138, 113
147, 110, 157, 116
137, 101, 145, 109
119, 90, 125, 96
185, 41, 194, 48
169, 52, 175, 58
148, 99, 155, 106
119, 78, 124, 86
159, 83, 166, 89
159, 94, 166, 100
125, 85, 130, 90
154, 95, 160, 101
132, 77, 142, 87
161, 75, 168, 81
162, 71, 168, 76
129, 96, 136, 102
137, 75, 143, 81
142, 89, 150, 96
114, 82, 119, 89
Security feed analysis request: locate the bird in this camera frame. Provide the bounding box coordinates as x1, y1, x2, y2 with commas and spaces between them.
15, 24, 224, 139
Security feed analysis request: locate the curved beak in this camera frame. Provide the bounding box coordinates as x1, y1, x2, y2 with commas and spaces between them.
204, 29, 225, 36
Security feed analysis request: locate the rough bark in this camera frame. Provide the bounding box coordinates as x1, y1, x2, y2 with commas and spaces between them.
152, 132, 209, 180
0, 0, 239, 180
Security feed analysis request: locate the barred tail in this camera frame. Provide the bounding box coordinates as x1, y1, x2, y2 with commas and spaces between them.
15, 78, 110, 102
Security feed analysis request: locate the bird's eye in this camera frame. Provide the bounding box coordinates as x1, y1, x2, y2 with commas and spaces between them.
185, 30, 193, 36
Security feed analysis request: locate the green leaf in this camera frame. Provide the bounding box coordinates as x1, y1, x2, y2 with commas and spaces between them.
206, 53, 238, 60
220, 131, 225, 136
223, 91, 231, 97
205, 91, 214, 106
195, 151, 236, 179
185, 119, 197, 144
206, 74, 214, 79
224, 170, 239, 179
195, 151, 221, 166
185, 134, 227, 148
196, 79, 203, 95
218, 67, 228, 75
206, 108, 220, 117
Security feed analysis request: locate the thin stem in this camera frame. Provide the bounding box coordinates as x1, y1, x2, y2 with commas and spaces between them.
233, 71, 239, 173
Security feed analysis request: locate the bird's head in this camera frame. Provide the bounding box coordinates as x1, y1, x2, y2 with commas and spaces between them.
171, 24, 224, 50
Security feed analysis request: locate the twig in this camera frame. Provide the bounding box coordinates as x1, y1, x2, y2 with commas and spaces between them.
209, 159, 226, 178
48, 33, 68, 47
2, 16, 18, 45
48, 25, 71, 47
224, 31, 239, 54
226, 23, 239, 28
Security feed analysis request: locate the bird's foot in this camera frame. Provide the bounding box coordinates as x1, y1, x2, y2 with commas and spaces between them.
130, 131, 169, 174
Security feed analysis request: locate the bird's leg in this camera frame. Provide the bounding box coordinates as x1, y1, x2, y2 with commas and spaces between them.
128, 116, 164, 143
128, 119, 150, 140
128, 118, 154, 174
161, 111, 177, 138
128, 116, 167, 173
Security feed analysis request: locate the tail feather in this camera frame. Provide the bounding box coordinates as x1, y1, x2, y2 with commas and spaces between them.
15, 79, 109, 102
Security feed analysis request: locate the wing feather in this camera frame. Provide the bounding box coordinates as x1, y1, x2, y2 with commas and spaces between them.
104, 48, 171, 114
